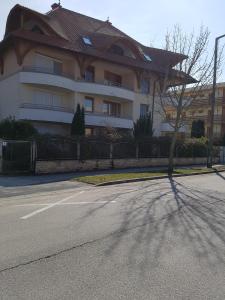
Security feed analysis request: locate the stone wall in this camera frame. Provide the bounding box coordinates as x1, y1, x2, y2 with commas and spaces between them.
35, 157, 219, 174
0, 140, 2, 173
220, 147, 225, 164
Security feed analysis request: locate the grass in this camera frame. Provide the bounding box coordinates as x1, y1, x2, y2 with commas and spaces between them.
74, 167, 217, 185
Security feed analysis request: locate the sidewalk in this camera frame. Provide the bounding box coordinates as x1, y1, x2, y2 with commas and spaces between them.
1, 164, 224, 188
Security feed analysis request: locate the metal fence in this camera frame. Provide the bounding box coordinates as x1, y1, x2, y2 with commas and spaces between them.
36, 138, 216, 161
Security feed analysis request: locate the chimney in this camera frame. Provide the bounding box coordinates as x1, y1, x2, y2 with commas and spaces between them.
51, 2, 62, 10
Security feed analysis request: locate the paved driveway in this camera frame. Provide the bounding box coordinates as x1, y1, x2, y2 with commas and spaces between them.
0, 172, 225, 299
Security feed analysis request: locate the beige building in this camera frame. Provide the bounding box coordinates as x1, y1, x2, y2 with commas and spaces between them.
161, 83, 225, 139
0, 3, 193, 136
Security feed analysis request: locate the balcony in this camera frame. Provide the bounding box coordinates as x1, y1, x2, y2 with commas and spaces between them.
18, 103, 133, 129
160, 122, 187, 133
19, 67, 135, 101
19, 103, 74, 124
85, 112, 133, 129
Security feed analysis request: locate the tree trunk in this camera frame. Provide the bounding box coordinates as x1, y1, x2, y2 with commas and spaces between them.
168, 131, 177, 174
168, 99, 182, 174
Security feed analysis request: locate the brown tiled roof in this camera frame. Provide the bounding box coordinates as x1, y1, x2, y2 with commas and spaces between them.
1, 4, 194, 83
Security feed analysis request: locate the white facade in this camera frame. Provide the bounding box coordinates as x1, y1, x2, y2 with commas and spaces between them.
0, 48, 163, 136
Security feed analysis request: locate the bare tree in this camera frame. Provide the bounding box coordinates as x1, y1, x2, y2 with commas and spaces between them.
157, 25, 223, 173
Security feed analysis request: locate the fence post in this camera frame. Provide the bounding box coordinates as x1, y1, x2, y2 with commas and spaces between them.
77, 141, 80, 160
31, 140, 37, 173
136, 143, 139, 159
110, 143, 113, 160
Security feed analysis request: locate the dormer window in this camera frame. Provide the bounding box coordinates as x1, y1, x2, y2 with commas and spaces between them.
109, 44, 124, 56
143, 53, 152, 62
31, 25, 44, 35
82, 36, 92, 46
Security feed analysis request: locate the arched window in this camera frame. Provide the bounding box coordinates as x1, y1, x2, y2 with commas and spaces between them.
31, 25, 44, 35
108, 44, 124, 56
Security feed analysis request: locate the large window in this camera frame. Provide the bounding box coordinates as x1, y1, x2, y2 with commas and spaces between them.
35, 54, 62, 75
84, 97, 94, 112
140, 104, 149, 117
104, 71, 122, 87
84, 66, 95, 82
140, 78, 150, 94
32, 90, 63, 108
103, 101, 121, 117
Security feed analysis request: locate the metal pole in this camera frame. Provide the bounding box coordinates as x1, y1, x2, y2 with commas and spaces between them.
207, 34, 225, 168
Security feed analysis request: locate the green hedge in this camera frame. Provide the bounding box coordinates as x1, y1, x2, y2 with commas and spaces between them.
0, 117, 37, 140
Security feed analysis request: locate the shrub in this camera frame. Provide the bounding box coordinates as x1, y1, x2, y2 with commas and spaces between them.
176, 138, 208, 157
133, 113, 153, 139
0, 117, 37, 140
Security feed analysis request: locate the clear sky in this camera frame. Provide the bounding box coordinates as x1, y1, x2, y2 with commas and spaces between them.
1, 0, 225, 79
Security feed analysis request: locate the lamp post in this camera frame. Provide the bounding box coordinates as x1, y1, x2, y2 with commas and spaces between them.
207, 34, 225, 168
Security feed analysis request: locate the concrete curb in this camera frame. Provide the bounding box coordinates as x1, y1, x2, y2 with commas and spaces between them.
96, 168, 225, 186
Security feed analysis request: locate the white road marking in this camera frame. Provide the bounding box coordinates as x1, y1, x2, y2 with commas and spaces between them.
16, 201, 116, 207
21, 191, 85, 220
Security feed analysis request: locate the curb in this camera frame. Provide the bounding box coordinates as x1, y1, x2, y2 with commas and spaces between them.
96, 168, 225, 186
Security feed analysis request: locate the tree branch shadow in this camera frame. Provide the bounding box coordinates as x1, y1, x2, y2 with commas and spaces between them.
101, 177, 225, 274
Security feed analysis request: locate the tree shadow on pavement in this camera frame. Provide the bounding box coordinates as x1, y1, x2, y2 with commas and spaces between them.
102, 176, 225, 274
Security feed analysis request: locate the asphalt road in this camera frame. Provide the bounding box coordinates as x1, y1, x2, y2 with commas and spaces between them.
0, 172, 225, 299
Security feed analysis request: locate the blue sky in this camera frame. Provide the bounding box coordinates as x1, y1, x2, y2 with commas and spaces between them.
1, 0, 225, 78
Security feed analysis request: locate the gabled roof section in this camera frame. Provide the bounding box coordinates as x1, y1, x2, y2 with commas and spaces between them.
4, 4, 67, 40
1, 3, 192, 82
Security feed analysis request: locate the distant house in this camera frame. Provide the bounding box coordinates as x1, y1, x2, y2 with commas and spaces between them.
161, 83, 225, 139
0, 3, 194, 136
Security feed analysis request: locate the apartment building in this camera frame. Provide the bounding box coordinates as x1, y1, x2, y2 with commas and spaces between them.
161, 83, 225, 139
0, 3, 194, 136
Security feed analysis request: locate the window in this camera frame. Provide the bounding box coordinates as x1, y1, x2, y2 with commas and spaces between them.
31, 25, 44, 34
104, 71, 122, 87
84, 97, 94, 112
33, 91, 63, 108
84, 66, 95, 82
143, 53, 152, 62
53, 61, 63, 75
103, 101, 121, 117
109, 44, 124, 56
166, 113, 171, 120
140, 104, 149, 117
140, 79, 150, 94
82, 36, 92, 46
85, 128, 94, 136
35, 54, 62, 75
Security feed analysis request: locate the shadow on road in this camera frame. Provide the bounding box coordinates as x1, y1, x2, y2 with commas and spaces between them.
96, 176, 225, 272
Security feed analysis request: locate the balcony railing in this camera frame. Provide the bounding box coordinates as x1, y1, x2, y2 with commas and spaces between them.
85, 111, 132, 120
20, 103, 74, 113
103, 79, 122, 88
22, 66, 134, 92
22, 66, 74, 80
20, 103, 132, 120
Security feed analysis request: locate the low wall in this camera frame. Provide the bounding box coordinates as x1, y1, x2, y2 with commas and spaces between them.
0, 140, 2, 173
35, 157, 219, 174
220, 147, 225, 164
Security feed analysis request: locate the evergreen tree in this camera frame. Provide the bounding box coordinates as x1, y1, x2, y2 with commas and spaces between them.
191, 120, 205, 138
71, 104, 85, 136
133, 113, 153, 139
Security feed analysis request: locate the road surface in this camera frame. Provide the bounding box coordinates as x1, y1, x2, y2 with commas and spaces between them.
0, 172, 225, 299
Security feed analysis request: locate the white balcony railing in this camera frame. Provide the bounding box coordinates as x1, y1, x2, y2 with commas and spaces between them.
19, 103, 133, 129
19, 67, 136, 101
20, 103, 74, 113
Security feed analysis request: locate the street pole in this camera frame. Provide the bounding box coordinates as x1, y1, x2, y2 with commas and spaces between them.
207, 34, 225, 168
